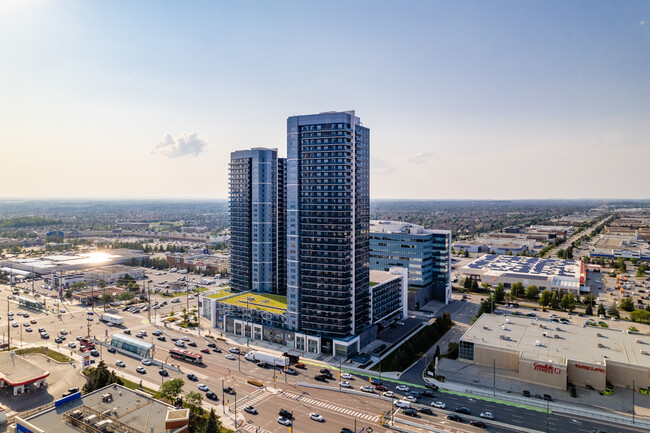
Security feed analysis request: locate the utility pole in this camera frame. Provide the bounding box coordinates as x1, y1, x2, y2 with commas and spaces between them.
633, 379, 636, 424
493, 358, 496, 396
7, 298, 10, 351
546, 399, 549, 432
222, 378, 225, 411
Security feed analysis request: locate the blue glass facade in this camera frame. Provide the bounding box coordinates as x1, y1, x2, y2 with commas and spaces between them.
370, 221, 451, 307
286, 111, 371, 339
229, 148, 286, 294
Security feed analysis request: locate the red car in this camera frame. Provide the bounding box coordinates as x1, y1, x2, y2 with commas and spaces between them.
375, 385, 388, 392
201, 348, 210, 354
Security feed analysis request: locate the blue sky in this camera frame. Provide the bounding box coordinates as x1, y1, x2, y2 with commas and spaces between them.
1, 0, 648, 199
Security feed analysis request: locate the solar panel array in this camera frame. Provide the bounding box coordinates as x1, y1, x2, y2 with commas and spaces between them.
465, 255, 579, 277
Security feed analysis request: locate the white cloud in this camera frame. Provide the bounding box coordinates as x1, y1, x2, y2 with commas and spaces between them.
151, 133, 207, 158
371, 157, 395, 175
408, 151, 435, 164
640, 20, 645, 25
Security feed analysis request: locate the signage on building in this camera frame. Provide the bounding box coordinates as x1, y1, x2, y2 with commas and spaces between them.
574, 364, 605, 373
533, 362, 561, 374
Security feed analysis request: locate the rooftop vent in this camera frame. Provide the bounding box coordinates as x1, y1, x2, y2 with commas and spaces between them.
535, 340, 541, 346
598, 343, 604, 348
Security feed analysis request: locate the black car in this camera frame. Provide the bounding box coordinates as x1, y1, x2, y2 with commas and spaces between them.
90, 349, 100, 357
447, 414, 463, 422
314, 375, 328, 382
244, 406, 258, 415
55, 338, 63, 344
124, 329, 131, 335
207, 343, 217, 348
107, 347, 116, 353
419, 407, 433, 415
188, 342, 197, 347
421, 390, 435, 398
223, 387, 235, 395
159, 369, 169, 376
403, 408, 418, 417
455, 407, 471, 415
470, 420, 487, 428
205, 391, 219, 401
426, 383, 439, 391
187, 373, 198, 381
279, 408, 293, 419
320, 368, 331, 375
341, 429, 354, 433
157, 336, 166, 341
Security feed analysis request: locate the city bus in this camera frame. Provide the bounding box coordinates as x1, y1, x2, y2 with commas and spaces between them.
169, 348, 203, 364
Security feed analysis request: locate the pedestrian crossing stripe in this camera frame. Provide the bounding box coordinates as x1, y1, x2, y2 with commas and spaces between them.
278, 390, 380, 423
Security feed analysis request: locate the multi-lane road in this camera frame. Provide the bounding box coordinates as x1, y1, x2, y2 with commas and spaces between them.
1, 283, 647, 433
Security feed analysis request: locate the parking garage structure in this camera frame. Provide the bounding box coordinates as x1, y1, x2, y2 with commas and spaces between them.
459, 314, 650, 393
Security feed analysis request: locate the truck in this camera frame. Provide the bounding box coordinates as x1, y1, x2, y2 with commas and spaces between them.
101, 313, 124, 325
244, 351, 289, 368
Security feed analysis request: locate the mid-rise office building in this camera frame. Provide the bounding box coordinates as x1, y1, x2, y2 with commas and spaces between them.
229, 148, 286, 294
370, 220, 452, 309
286, 111, 372, 356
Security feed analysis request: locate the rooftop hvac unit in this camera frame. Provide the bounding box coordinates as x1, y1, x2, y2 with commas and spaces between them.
598, 343, 604, 348
535, 340, 541, 346
499, 334, 504, 340
501, 325, 506, 330
636, 338, 643, 344
597, 333, 603, 337
641, 349, 648, 355
543, 332, 548, 337
506, 318, 510, 324
483, 326, 489, 330
554, 334, 560, 339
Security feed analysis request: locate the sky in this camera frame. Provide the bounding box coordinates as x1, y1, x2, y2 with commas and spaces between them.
0, 0, 648, 200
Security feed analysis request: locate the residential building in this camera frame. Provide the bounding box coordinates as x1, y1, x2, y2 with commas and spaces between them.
286, 111, 372, 357
229, 148, 286, 295
370, 220, 452, 309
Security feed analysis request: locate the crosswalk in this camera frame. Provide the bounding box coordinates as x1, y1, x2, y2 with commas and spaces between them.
226, 388, 272, 412
278, 390, 381, 423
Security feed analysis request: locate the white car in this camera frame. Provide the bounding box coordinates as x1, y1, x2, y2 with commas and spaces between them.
360, 386, 374, 393
309, 413, 324, 422
480, 411, 494, 420
225, 354, 236, 360
404, 395, 417, 402
396, 385, 410, 392
198, 384, 209, 392
68, 342, 76, 348
277, 417, 292, 426
60, 329, 68, 335
427, 313, 436, 318
340, 381, 351, 388
383, 391, 395, 398
116, 360, 126, 367
229, 347, 240, 354
136, 366, 146, 374
182, 336, 190, 341
12, 322, 18, 328
341, 373, 352, 379
142, 359, 152, 366
174, 341, 185, 348
432, 401, 446, 409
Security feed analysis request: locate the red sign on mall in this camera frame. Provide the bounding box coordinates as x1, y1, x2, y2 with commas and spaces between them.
574, 364, 605, 373
533, 362, 561, 374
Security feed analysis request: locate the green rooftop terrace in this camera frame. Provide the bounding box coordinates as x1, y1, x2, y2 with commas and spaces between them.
206, 287, 232, 299
219, 292, 287, 314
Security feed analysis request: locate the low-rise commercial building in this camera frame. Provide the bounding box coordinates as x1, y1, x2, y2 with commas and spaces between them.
460, 255, 586, 295
15, 383, 187, 433
459, 314, 650, 392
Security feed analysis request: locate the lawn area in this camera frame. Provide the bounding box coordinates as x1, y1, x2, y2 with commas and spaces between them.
207, 287, 233, 299
220, 292, 287, 313
120, 376, 157, 395
16, 346, 71, 363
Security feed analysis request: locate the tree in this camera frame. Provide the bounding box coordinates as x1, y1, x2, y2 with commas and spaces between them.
560, 293, 575, 311
617, 257, 626, 273
538, 290, 552, 307
510, 282, 524, 299
608, 302, 620, 319
557, 249, 565, 259
118, 291, 135, 301
98, 279, 107, 289
550, 292, 560, 309
585, 303, 593, 316
100, 292, 113, 309
637, 264, 647, 277
185, 391, 203, 414
205, 408, 219, 433
159, 378, 184, 402
463, 249, 469, 258
493, 284, 505, 303
597, 303, 606, 317
583, 293, 596, 307
620, 297, 635, 312
525, 285, 539, 300
630, 309, 650, 323
470, 279, 479, 292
